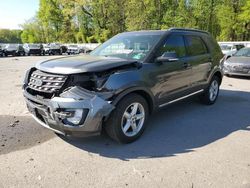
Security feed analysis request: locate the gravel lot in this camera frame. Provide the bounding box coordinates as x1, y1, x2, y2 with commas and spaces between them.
0, 56, 250, 188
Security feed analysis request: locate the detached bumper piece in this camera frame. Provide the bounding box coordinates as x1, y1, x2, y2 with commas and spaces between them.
24, 86, 115, 137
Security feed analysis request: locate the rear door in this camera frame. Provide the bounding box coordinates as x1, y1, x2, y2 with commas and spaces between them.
184, 35, 212, 89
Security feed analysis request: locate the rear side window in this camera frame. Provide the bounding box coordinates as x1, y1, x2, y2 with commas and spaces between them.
160, 35, 186, 58
185, 36, 208, 56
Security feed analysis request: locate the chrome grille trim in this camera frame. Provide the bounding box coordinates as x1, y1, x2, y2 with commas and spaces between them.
28, 70, 67, 93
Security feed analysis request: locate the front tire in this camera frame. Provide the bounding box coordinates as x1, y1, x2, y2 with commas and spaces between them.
200, 76, 220, 105
105, 94, 149, 144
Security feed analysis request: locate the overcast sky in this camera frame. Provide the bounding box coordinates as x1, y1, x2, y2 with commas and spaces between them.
0, 0, 39, 30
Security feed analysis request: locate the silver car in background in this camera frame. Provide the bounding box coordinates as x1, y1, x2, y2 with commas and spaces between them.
222, 47, 250, 77
67, 44, 80, 55
220, 44, 245, 56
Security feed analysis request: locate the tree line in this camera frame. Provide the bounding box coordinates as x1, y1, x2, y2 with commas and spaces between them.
1, 0, 250, 44
0, 29, 22, 43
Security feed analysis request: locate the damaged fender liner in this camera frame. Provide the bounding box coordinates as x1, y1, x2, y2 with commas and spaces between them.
24, 86, 115, 137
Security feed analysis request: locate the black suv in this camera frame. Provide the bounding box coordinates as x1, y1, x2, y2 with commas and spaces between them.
0, 45, 3, 57
23, 28, 223, 143
2, 44, 16, 56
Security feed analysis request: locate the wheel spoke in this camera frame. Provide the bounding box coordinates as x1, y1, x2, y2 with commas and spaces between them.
131, 122, 137, 132
213, 81, 216, 88
210, 91, 214, 100
135, 113, 144, 120
213, 83, 217, 90
131, 103, 138, 115
124, 112, 131, 119
123, 121, 131, 133
209, 87, 214, 94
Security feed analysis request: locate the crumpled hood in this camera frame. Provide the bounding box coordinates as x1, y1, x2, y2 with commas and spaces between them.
36, 55, 138, 74
226, 56, 250, 65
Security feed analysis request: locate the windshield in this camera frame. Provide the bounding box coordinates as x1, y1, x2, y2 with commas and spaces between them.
91, 33, 162, 61
6, 44, 17, 49
50, 44, 60, 48
234, 48, 250, 57
29, 44, 40, 48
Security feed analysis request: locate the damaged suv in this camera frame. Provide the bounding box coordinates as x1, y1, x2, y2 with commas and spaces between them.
23, 28, 223, 143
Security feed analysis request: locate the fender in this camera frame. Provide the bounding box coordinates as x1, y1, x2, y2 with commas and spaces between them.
111, 86, 156, 112
208, 65, 223, 85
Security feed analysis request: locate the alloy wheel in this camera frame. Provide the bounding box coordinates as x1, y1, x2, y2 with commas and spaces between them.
209, 80, 219, 101
121, 102, 145, 137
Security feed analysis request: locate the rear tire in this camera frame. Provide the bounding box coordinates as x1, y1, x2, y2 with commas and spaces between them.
105, 94, 149, 144
200, 76, 220, 105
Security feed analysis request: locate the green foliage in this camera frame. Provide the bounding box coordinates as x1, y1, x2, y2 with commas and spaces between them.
0, 29, 22, 43
126, 0, 163, 31
216, 0, 247, 41
3, 0, 248, 44
238, 0, 250, 40
20, 17, 45, 43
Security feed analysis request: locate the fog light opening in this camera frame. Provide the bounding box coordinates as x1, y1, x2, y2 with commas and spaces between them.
66, 109, 84, 125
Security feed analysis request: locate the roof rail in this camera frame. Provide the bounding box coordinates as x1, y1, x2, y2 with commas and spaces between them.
169, 28, 209, 34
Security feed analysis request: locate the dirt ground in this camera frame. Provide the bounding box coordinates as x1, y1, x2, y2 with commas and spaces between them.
0, 56, 250, 188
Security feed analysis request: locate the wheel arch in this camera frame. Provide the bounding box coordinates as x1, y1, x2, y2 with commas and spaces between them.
112, 87, 155, 114
213, 71, 223, 85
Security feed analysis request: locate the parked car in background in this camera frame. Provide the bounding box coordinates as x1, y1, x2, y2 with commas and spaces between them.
23, 28, 223, 143
220, 44, 245, 56
67, 44, 80, 55
15, 44, 26, 56
44, 43, 62, 55
0, 45, 3, 57
60, 45, 68, 54
79, 46, 92, 54
2, 44, 18, 56
2, 44, 25, 57
23, 43, 43, 56
43, 44, 50, 55
222, 47, 250, 77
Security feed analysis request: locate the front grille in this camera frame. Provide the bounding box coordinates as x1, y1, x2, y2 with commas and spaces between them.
28, 70, 67, 93
232, 65, 250, 73
242, 66, 250, 70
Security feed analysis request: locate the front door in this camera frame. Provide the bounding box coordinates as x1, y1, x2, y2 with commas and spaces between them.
153, 34, 192, 105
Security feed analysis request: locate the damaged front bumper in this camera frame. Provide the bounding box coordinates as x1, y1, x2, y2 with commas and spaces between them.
23, 87, 115, 137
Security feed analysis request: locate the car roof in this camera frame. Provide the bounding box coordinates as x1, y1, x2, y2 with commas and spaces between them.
121, 28, 210, 36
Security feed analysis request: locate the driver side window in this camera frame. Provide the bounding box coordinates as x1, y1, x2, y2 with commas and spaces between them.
159, 35, 186, 58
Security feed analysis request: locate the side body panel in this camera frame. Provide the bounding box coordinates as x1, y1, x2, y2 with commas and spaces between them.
104, 30, 223, 110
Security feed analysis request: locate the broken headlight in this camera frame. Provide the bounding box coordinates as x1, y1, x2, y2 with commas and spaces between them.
63, 109, 89, 126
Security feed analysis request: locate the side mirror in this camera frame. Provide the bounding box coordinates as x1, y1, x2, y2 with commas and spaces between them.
156, 52, 179, 63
